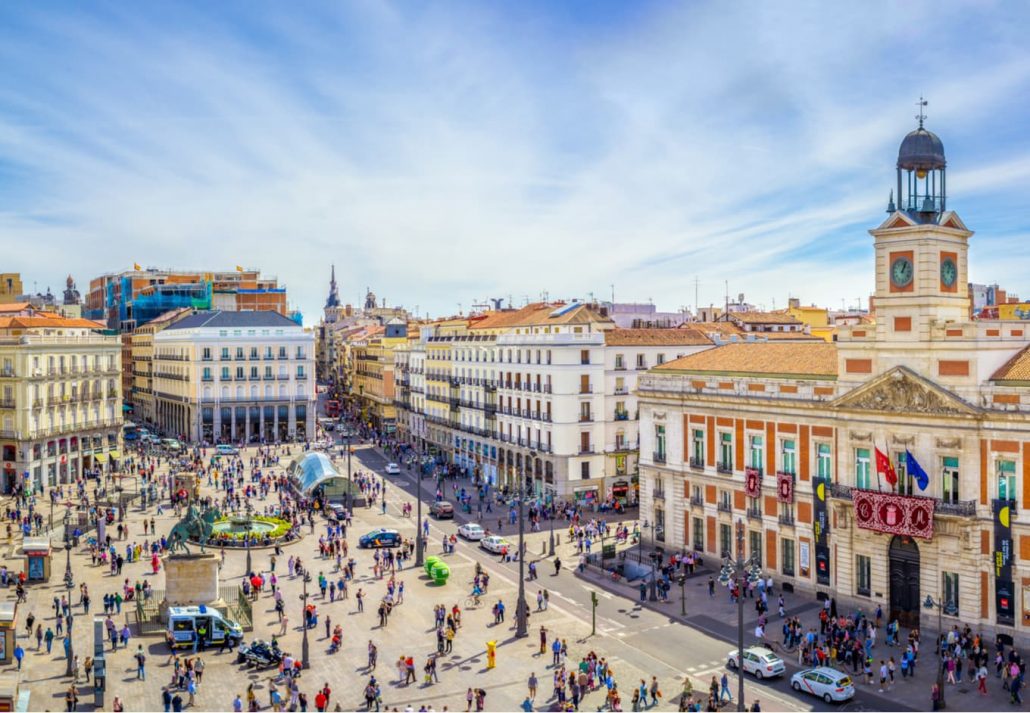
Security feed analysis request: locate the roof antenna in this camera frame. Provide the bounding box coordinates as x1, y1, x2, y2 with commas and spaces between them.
916, 96, 927, 129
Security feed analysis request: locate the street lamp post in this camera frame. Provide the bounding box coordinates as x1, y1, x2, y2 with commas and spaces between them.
923, 594, 955, 710
245, 537, 252, 576
719, 519, 762, 713
547, 505, 556, 557
345, 432, 353, 512
678, 573, 687, 616
63, 512, 74, 590
300, 573, 311, 668
515, 451, 536, 639
415, 448, 424, 567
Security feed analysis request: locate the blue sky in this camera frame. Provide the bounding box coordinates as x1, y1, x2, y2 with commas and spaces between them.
1, 1, 1029, 322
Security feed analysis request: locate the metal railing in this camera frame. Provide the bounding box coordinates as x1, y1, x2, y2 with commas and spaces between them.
689, 457, 705, 470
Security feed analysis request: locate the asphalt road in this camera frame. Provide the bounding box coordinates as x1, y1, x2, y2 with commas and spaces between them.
331, 436, 889, 713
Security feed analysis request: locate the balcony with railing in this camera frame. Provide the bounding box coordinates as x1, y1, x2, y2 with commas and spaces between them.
614, 410, 629, 421
579, 413, 593, 423
825, 482, 977, 517
689, 457, 705, 471
746, 505, 763, 521
579, 443, 595, 454
653, 488, 666, 501
716, 462, 733, 474
579, 385, 593, 394
717, 501, 732, 513
778, 513, 795, 527
652, 451, 666, 464
689, 494, 704, 507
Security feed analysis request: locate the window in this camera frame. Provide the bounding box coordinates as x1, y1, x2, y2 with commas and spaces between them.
654, 425, 666, 462
816, 443, 832, 482
615, 377, 625, 394
894, 451, 913, 495
749, 531, 762, 566
297, 366, 306, 378
221, 367, 230, 380
221, 347, 230, 360
296, 347, 305, 358
749, 435, 763, 471
692, 517, 704, 551
580, 349, 590, 365
235, 347, 244, 359
656, 353, 665, 365
279, 346, 287, 359
719, 433, 733, 470
615, 454, 627, 475
998, 459, 1016, 502
235, 367, 244, 379
615, 354, 625, 370
942, 572, 960, 611
719, 490, 731, 510
781, 538, 795, 577
856, 555, 871, 596
202, 367, 212, 381
719, 523, 732, 559
942, 456, 959, 504
655, 508, 665, 542
636, 354, 646, 369
781, 439, 796, 474
202, 347, 211, 361
855, 448, 871, 489
580, 462, 590, 480
692, 429, 704, 465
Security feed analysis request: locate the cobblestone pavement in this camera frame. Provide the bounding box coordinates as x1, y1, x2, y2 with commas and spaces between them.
1, 443, 830, 712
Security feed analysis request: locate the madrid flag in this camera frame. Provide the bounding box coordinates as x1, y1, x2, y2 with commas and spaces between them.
875, 447, 898, 488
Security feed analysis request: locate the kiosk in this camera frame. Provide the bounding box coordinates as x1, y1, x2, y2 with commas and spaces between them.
21, 537, 52, 583
0, 603, 15, 665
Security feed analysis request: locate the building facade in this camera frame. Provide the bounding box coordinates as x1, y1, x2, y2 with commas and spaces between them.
130, 308, 192, 426
0, 308, 122, 492
638, 119, 1030, 635
152, 311, 315, 443
389, 304, 715, 502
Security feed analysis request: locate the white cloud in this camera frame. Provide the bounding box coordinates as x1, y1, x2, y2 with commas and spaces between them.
0, 1, 1028, 320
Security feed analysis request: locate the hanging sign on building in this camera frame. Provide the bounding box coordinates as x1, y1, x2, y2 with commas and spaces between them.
993, 498, 1016, 627
745, 467, 762, 498
776, 471, 794, 503
814, 479, 831, 586
853, 490, 934, 540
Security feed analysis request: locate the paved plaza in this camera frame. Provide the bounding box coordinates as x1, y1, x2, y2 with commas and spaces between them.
2, 440, 1023, 712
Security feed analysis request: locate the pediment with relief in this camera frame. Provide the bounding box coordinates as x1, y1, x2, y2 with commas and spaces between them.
832, 366, 980, 416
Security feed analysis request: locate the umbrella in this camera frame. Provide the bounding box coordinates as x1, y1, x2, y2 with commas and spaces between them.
250, 576, 263, 588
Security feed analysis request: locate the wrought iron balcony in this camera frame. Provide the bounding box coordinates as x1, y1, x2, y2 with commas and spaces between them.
652, 451, 666, 464
689, 457, 705, 471
689, 495, 704, 507
778, 513, 795, 527
716, 462, 733, 474
746, 506, 763, 521
717, 501, 732, 513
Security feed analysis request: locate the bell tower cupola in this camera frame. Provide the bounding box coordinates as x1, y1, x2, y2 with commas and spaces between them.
896, 97, 947, 221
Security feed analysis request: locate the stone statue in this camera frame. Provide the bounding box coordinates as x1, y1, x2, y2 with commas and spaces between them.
167, 504, 223, 555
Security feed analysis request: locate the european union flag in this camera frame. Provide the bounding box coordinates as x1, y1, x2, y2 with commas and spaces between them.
905, 450, 929, 491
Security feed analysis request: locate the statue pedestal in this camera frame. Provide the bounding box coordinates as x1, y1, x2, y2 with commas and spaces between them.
159, 553, 224, 622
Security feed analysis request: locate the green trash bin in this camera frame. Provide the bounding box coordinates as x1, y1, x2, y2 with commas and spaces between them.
424, 556, 441, 576
430, 561, 450, 585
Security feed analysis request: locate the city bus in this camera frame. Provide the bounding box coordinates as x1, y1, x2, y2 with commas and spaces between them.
326, 400, 341, 418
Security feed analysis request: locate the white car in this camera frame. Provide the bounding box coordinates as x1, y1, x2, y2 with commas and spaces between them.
384, 463, 400, 475
726, 646, 785, 679
479, 535, 511, 554
790, 667, 855, 703
458, 523, 485, 541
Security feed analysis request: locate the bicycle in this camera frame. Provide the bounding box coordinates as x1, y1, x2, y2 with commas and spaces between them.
464, 596, 481, 609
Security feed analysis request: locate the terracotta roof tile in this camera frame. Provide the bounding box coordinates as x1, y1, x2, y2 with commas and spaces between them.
604, 328, 712, 347
991, 346, 1030, 382
728, 311, 802, 325
656, 342, 838, 378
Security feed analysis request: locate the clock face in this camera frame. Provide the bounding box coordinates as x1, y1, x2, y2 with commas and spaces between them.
940, 258, 957, 287
890, 257, 913, 288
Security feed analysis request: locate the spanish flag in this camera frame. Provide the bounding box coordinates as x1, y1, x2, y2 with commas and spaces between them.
236, 265, 244, 272
133, 263, 142, 271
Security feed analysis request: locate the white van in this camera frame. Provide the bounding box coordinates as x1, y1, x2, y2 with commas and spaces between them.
167, 605, 243, 648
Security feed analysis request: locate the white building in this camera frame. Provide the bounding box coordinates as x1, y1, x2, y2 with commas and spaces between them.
153, 311, 316, 443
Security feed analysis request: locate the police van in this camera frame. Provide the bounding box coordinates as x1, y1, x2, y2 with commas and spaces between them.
167, 605, 244, 648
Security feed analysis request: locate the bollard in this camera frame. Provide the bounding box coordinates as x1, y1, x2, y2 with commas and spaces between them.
486, 640, 497, 669
541, 543, 546, 555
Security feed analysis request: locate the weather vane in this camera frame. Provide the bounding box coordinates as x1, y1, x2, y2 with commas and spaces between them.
915, 96, 928, 128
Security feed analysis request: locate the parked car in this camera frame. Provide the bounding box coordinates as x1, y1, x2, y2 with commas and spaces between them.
790, 667, 855, 703
358, 528, 401, 549
384, 463, 401, 475
430, 501, 454, 519
216, 444, 239, 456
326, 503, 347, 521
726, 646, 785, 679
457, 523, 485, 541
479, 535, 511, 554
162, 438, 182, 453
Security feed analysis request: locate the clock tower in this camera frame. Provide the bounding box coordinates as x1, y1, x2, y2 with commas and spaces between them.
870, 104, 972, 341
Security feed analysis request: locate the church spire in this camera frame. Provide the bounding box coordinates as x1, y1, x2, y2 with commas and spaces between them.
324, 264, 341, 309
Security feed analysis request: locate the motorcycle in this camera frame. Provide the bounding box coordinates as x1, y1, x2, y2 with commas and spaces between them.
237, 639, 282, 668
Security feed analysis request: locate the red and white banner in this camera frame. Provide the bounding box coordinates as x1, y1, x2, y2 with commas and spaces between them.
777, 471, 794, 503
745, 467, 762, 498
853, 489, 934, 540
